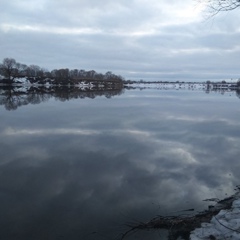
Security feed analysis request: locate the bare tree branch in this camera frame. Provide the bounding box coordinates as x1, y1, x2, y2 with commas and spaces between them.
198, 0, 240, 16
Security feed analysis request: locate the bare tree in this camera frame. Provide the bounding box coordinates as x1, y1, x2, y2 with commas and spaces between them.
0, 58, 17, 82
27, 65, 42, 77
200, 0, 240, 16
15, 63, 28, 77
0, 57, 124, 86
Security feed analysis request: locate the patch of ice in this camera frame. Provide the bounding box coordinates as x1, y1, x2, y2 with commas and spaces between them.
190, 199, 240, 240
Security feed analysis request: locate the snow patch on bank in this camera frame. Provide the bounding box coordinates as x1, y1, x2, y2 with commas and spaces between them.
190, 199, 240, 240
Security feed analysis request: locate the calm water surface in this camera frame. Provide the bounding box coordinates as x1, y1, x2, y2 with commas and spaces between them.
0, 88, 240, 239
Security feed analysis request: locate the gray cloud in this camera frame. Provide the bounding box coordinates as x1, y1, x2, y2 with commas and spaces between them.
0, 0, 240, 81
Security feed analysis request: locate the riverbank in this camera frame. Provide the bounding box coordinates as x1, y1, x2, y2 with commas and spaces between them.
121, 189, 240, 240
190, 193, 240, 239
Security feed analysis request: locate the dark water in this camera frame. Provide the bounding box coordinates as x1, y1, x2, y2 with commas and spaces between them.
0, 87, 240, 240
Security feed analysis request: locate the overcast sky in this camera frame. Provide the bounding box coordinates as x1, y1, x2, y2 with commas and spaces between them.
0, 0, 240, 81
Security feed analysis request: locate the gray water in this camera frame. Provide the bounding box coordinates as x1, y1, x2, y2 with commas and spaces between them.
0, 87, 240, 240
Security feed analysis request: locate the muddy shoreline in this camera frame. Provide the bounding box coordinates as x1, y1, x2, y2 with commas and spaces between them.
121, 187, 240, 240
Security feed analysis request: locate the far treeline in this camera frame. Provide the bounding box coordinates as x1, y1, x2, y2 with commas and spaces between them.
0, 58, 124, 85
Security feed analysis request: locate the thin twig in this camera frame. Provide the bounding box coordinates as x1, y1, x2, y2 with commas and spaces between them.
214, 215, 240, 234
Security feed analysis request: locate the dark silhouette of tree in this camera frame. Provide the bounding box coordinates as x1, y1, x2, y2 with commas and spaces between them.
0, 58, 18, 82
15, 63, 28, 77
236, 89, 240, 98
69, 69, 79, 78
236, 78, 240, 87
86, 70, 96, 79
27, 65, 43, 77
0, 57, 124, 87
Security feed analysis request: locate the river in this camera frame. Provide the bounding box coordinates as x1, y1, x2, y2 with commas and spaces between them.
0, 86, 239, 239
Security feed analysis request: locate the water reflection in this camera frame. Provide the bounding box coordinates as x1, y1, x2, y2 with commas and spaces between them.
0, 85, 124, 110
1, 85, 240, 111
0, 89, 240, 239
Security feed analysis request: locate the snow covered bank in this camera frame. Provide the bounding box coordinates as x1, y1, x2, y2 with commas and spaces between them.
191, 197, 240, 240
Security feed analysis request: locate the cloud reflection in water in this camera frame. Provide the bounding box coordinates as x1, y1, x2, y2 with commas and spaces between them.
0, 89, 240, 239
